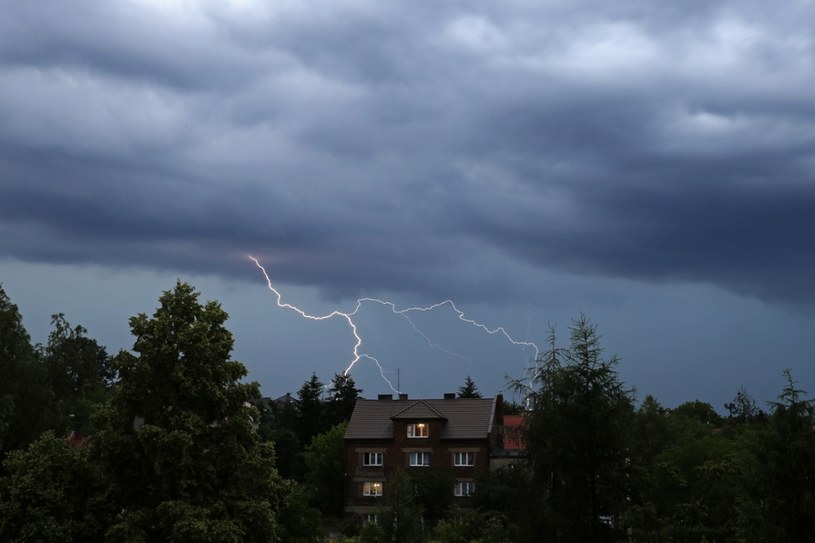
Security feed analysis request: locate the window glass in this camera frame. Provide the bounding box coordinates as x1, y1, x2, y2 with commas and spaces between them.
454, 481, 476, 497
363, 481, 383, 496
363, 451, 383, 466
407, 423, 428, 438
453, 452, 475, 466
409, 451, 430, 467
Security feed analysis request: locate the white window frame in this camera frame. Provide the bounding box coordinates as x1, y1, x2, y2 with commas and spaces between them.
453, 452, 475, 467
407, 423, 429, 438
363, 451, 383, 466
454, 481, 476, 497
362, 481, 383, 497
409, 451, 431, 467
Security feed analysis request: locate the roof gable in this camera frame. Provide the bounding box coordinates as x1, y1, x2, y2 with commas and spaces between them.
391, 400, 447, 421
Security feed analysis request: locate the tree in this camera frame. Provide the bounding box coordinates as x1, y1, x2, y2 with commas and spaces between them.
724, 386, 764, 423
630, 394, 670, 466
303, 422, 348, 515
41, 313, 113, 434
741, 369, 815, 541
257, 400, 303, 480
0, 285, 51, 455
434, 508, 514, 543
671, 400, 722, 426
622, 394, 671, 541
633, 404, 746, 542
457, 375, 482, 398
323, 372, 361, 428
377, 469, 424, 543
274, 480, 322, 543
91, 281, 287, 542
515, 316, 634, 542
409, 467, 455, 526
0, 431, 114, 542
42, 314, 113, 397
297, 373, 325, 446
474, 463, 532, 539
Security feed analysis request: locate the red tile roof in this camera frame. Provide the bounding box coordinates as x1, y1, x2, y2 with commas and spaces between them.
502, 414, 525, 450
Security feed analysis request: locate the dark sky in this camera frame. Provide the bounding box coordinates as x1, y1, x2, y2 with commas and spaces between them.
2, 0, 814, 408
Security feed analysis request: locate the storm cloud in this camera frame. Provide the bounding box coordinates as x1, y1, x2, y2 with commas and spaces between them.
2, 1, 814, 308
3, 1, 815, 409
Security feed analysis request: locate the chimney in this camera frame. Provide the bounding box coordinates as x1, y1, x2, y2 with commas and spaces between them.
378, 394, 392, 401
443, 393, 456, 400
399, 393, 408, 401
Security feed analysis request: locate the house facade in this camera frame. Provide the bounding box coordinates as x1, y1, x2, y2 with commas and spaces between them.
343, 392, 506, 516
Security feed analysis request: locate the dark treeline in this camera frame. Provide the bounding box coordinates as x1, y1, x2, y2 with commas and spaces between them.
466, 316, 815, 543
0, 282, 333, 542
1, 283, 814, 542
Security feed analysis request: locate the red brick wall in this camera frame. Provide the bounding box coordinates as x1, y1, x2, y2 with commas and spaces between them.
345, 431, 490, 512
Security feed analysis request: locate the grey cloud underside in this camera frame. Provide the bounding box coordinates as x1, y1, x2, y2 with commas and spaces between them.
2, 1, 814, 305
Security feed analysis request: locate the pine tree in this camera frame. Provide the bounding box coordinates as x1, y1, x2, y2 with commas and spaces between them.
296, 372, 325, 445
458, 375, 482, 398
324, 372, 361, 428
516, 315, 634, 542
754, 370, 815, 541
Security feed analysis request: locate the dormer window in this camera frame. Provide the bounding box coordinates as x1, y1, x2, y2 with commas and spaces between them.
407, 422, 428, 438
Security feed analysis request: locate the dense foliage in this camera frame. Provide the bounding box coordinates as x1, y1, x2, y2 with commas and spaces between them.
0, 282, 319, 542
516, 316, 634, 541
1, 283, 814, 542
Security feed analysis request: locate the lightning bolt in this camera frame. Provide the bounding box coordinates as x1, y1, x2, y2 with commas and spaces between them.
249, 255, 539, 393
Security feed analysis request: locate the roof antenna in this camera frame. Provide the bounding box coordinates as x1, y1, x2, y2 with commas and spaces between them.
397, 368, 401, 394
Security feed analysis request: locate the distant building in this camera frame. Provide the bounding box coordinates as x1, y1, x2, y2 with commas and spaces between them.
248, 393, 297, 411
274, 392, 297, 406
491, 413, 526, 469
343, 392, 521, 516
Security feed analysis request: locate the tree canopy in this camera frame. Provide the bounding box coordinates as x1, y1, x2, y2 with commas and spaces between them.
516, 316, 634, 542
2, 280, 815, 543
0, 285, 51, 455
324, 372, 361, 428
457, 375, 482, 398
0, 431, 113, 542
90, 281, 288, 542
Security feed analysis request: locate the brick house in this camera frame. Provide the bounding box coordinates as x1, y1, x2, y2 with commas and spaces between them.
343, 392, 506, 516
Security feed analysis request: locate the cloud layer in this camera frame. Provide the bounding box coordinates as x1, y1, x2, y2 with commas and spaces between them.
2, 0, 815, 307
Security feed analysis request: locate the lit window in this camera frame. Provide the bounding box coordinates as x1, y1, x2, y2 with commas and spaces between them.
363, 481, 383, 497
363, 513, 378, 525
409, 452, 430, 467
453, 452, 475, 466
454, 481, 476, 497
363, 452, 383, 466
407, 423, 428, 438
